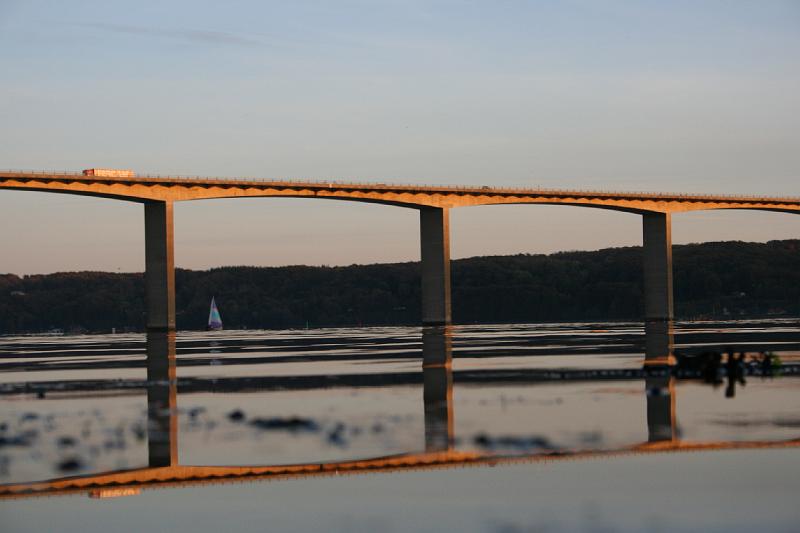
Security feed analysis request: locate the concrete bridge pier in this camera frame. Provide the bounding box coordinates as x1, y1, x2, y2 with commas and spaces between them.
144, 201, 176, 332
420, 207, 452, 326
146, 332, 178, 467
645, 323, 674, 363
642, 212, 675, 366
422, 325, 453, 368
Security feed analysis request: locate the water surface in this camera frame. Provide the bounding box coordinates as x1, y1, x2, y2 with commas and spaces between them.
1, 320, 799, 532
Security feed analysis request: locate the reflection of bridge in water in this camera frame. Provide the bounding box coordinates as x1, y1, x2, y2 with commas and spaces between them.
3, 170, 800, 366
2, 328, 799, 500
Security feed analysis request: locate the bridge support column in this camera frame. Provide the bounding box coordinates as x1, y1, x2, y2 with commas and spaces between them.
420, 207, 451, 326
422, 325, 453, 368
144, 201, 176, 332
642, 212, 674, 366
146, 332, 178, 467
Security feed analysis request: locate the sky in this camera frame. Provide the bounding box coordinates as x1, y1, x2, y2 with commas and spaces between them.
1, 0, 799, 274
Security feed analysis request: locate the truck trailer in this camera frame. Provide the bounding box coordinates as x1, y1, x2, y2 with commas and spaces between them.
82, 168, 136, 178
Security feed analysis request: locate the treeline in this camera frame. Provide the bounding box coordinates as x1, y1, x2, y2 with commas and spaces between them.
1, 240, 798, 333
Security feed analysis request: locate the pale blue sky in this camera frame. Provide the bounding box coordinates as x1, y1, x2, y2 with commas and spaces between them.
1, 1, 799, 274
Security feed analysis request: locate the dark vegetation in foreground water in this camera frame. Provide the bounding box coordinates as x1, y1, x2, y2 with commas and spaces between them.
0, 240, 798, 333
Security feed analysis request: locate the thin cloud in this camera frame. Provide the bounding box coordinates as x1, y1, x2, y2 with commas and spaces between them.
81, 22, 261, 47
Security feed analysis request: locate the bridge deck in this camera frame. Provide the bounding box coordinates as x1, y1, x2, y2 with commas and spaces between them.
2, 170, 799, 213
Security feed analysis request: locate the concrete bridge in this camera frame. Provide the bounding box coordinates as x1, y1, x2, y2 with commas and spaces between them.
3, 170, 799, 364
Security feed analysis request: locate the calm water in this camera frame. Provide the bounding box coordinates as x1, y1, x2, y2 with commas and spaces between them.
1, 320, 800, 532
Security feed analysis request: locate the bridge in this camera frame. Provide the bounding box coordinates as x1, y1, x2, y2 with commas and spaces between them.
3, 170, 800, 365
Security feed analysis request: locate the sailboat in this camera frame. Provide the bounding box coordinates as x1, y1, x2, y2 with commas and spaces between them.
207, 297, 223, 331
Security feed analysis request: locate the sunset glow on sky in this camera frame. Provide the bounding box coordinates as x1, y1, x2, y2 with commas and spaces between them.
1, 1, 798, 274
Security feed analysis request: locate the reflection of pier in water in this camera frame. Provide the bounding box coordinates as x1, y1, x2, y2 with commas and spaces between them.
146, 332, 177, 468
3, 328, 800, 500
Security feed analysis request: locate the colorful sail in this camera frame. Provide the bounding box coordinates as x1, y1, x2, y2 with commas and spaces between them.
208, 297, 223, 330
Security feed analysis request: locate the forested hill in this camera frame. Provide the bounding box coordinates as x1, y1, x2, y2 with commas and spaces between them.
1, 239, 798, 334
